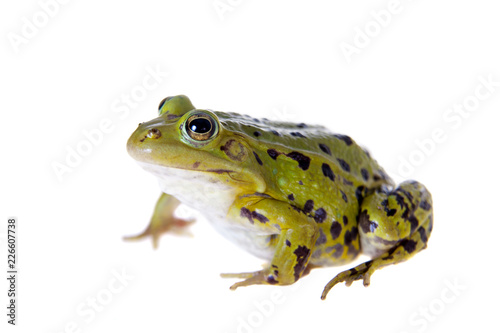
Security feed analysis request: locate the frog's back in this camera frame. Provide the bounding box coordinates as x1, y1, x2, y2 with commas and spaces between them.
215, 111, 393, 190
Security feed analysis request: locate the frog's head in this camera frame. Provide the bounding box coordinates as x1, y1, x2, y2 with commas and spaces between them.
127, 95, 266, 193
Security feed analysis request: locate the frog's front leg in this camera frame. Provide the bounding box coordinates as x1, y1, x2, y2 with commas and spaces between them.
221, 196, 319, 288
321, 180, 433, 300
124, 193, 195, 249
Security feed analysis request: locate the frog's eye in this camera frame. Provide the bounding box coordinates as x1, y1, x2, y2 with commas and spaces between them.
158, 97, 171, 112
185, 112, 218, 141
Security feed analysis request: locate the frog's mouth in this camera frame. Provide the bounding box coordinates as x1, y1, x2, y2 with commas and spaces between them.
134, 160, 253, 188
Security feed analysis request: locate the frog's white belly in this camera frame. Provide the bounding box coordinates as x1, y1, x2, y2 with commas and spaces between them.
136, 162, 274, 260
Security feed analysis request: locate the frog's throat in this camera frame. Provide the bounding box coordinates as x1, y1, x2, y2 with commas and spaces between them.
136, 160, 239, 215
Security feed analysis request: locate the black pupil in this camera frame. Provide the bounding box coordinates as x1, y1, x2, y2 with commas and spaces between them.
189, 118, 211, 134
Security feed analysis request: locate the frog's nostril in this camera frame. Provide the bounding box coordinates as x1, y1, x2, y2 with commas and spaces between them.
147, 128, 162, 140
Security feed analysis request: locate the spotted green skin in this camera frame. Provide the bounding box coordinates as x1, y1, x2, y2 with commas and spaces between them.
126, 95, 433, 299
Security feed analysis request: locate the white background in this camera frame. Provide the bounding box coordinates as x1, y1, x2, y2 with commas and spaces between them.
1, 1, 499, 332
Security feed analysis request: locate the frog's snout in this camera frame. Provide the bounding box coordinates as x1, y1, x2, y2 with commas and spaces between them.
127, 125, 163, 161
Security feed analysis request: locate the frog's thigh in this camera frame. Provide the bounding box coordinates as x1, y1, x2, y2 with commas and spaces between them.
359, 180, 433, 258
321, 181, 433, 299
223, 197, 319, 288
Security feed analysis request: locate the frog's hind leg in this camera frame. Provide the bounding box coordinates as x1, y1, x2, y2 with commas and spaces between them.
321, 180, 433, 300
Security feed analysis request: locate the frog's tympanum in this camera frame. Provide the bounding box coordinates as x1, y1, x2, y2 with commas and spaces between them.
126, 95, 433, 299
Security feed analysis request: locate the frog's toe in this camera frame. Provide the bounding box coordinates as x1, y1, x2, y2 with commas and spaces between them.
123, 224, 159, 248
123, 217, 195, 249
221, 270, 272, 290
321, 261, 374, 300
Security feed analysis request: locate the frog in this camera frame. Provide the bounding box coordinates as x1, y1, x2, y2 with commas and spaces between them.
125, 95, 433, 300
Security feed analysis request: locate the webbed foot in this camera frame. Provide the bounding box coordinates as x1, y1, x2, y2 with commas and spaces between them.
124, 193, 195, 249
221, 268, 280, 289
321, 261, 374, 300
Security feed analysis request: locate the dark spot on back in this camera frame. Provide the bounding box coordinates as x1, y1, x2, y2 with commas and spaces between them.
394, 193, 407, 209
192, 161, 201, 169
286, 239, 291, 247
297, 123, 307, 128
240, 207, 253, 224
420, 200, 431, 211
315, 228, 327, 245
251, 211, 269, 223
337, 158, 351, 172
322, 163, 335, 182
340, 190, 348, 203
293, 245, 310, 281
355, 186, 365, 205
253, 131, 262, 137
271, 130, 281, 136
267, 149, 280, 160
408, 215, 419, 234
329, 244, 344, 258
314, 208, 327, 223
361, 168, 369, 181
359, 210, 378, 233
402, 239, 417, 254
343, 178, 353, 186
386, 208, 397, 216
418, 226, 428, 244
285, 151, 311, 170
381, 199, 397, 216
343, 215, 348, 225
318, 143, 331, 155
290, 132, 306, 138
253, 151, 263, 165
397, 188, 414, 202
334, 134, 353, 145
344, 227, 358, 246
304, 200, 314, 213
330, 221, 342, 240
288, 193, 295, 201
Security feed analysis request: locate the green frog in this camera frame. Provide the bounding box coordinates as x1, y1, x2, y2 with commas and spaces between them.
125, 95, 433, 299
